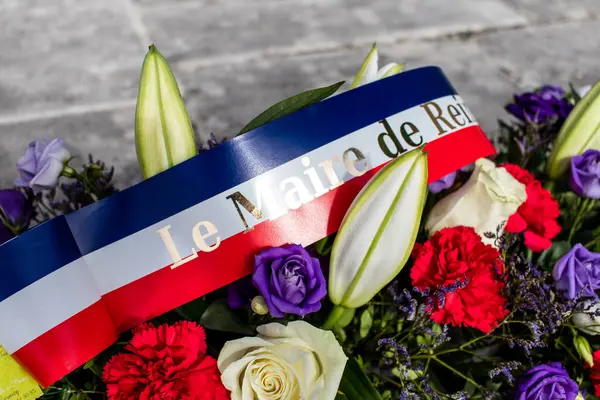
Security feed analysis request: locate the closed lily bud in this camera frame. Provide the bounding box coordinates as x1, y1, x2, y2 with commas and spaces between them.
547, 80, 600, 178
572, 299, 600, 336
574, 335, 594, 367
250, 296, 269, 315
135, 45, 197, 179
425, 158, 527, 246
327, 150, 428, 317
350, 44, 404, 89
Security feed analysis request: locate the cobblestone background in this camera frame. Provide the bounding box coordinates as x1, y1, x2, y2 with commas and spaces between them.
0, 0, 598, 187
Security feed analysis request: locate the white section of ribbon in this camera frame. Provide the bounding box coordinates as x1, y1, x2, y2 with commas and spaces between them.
86, 94, 477, 294
0, 95, 478, 352
0, 258, 101, 353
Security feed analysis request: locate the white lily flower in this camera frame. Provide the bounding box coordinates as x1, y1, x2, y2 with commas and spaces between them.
350, 44, 405, 89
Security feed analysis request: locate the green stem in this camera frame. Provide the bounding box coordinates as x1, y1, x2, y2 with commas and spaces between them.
544, 180, 556, 193
569, 198, 594, 244
433, 357, 486, 393
322, 305, 348, 330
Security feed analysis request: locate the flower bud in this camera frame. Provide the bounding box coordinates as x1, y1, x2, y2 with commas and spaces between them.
135, 45, 197, 179
574, 335, 594, 367
350, 44, 404, 89
572, 299, 600, 336
328, 150, 428, 309
250, 296, 269, 315
547, 80, 600, 178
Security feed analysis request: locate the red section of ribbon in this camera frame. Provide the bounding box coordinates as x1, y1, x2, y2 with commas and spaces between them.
13, 301, 117, 387
104, 125, 495, 331
20, 124, 495, 386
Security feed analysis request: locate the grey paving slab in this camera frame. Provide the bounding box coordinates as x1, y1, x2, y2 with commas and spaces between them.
140, 0, 527, 60
173, 39, 515, 145
501, 0, 600, 22
0, 0, 144, 116
474, 21, 600, 90
0, 107, 142, 189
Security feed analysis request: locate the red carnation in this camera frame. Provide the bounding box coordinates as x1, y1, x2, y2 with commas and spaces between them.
502, 164, 561, 252
411, 226, 508, 333
103, 321, 228, 400
588, 349, 600, 396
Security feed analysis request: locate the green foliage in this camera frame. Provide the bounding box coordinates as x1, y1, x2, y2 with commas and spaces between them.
238, 81, 345, 135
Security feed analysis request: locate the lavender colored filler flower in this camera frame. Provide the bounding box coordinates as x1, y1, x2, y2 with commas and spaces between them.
429, 171, 457, 193
506, 85, 573, 124
553, 244, 600, 300
570, 149, 600, 199
16, 138, 70, 193
252, 244, 326, 318
515, 362, 579, 400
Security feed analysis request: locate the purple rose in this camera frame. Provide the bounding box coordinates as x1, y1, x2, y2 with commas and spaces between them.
16, 138, 71, 193
553, 244, 600, 299
0, 189, 34, 245
570, 150, 600, 199
506, 85, 573, 125
227, 275, 257, 309
252, 244, 326, 318
429, 171, 457, 193
515, 362, 579, 400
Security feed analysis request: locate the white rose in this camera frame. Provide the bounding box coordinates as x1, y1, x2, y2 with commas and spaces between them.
572, 300, 600, 335
218, 321, 347, 400
425, 158, 527, 245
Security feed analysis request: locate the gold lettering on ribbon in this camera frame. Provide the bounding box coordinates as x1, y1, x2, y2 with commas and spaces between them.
319, 156, 343, 189
156, 225, 199, 269
192, 221, 221, 252
226, 191, 264, 233
343, 147, 367, 177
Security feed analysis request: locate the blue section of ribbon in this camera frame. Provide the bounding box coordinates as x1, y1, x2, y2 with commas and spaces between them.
0, 66, 456, 299
66, 66, 456, 255
0, 216, 83, 302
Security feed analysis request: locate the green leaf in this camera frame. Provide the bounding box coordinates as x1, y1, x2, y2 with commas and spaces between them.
336, 358, 383, 400
360, 306, 374, 338
238, 81, 345, 135
337, 307, 356, 329
200, 300, 254, 335
314, 234, 336, 256
537, 241, 571, 270
174, 297, 209, 321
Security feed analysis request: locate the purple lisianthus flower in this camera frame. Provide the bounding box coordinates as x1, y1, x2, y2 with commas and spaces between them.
553, 244, 600, 299
227, 275, 257, 309
515, 362, 579, 400
16, 138, 71, 193
0, 189, 34, 245
570, 149, 600, 199
429, 171, 457, 193
506, 85, 574, 125
252, 244, 326, 318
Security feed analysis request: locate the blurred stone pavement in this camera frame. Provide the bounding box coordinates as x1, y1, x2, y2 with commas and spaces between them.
0, 0, 599, 188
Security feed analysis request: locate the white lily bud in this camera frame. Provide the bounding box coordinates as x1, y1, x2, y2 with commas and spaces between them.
350, 44, 404, 89
135, 45, 197, 179
547, 80, 600, 178
328, 150, 428, 310
251, 296, 269, 315
572, 299, 600, 336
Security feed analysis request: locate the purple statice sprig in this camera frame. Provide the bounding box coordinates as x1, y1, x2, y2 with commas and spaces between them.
35, 155, 118, 220
488, 361, 522, 384
198, 133, 228, 152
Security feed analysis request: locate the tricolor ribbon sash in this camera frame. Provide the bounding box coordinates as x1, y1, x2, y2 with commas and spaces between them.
0, 66, 495, 386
